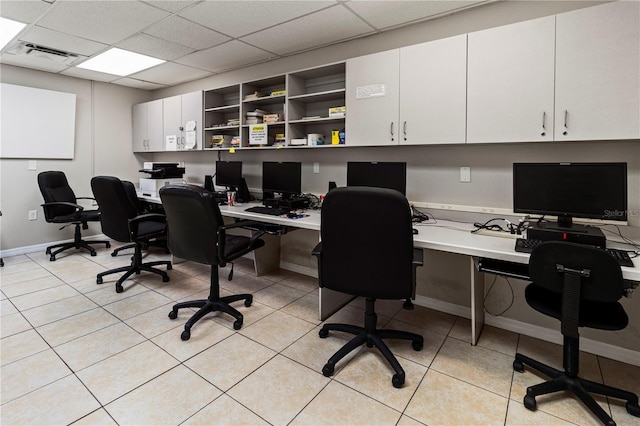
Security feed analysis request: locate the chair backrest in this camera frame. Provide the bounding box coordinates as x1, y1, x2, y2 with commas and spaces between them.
529, 241, 625, 303
37, 171, 77, 220
90, 176, 139, 242
159, 184, 224, 266
319, 186, 414, 299
122, 180, 144, 213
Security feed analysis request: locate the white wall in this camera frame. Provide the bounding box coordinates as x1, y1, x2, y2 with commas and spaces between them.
0, 65, 150, 251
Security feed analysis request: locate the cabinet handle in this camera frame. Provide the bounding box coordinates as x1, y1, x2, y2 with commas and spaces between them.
390, 122, 394, 141
541, 112, 546, 136
403, 121, 407, 141
563, 110, 568, 135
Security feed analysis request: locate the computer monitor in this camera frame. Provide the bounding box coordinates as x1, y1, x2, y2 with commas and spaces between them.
215, 161, 242, 190
513, 162, 628, 227
347, 162, 407, 195
262, 161, 302, 199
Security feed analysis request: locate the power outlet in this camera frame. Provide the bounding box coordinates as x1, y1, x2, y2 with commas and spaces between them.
313, 162, 320, 174
460, 167, 471, 182
28, 210, 38, 221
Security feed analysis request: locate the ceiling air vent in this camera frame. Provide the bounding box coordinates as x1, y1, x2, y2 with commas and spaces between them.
6, 41, 83, 65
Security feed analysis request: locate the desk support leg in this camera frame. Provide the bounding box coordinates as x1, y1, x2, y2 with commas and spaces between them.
470, 257, 485, 345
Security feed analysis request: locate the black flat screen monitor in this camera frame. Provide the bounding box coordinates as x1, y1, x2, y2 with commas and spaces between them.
347, 162, 407, 195
262, 161, 302, 198
513, 162, 627, 226
215, 161, 242, 189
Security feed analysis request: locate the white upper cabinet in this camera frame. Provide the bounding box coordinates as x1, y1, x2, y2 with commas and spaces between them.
555, 1, 639, 141
399, 34, 467, 145
346, 49, 400, 146
467, 16, 556, 143
163, 91, 203, 150
132, 99, 163, 152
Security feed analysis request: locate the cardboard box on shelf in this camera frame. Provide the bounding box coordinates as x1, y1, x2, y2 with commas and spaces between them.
329, 106, 346, 118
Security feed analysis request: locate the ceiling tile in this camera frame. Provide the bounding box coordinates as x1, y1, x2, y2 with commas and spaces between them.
117, 33, 195, 60
111, 77, 168, 90
17, 26, 108, 56
0, 0, 52, 23
143, 16, 230, 50
140, 0, 200, 14
175, 40, 274, 73
241, 4, 375, 56
178, 0, 337, 38
61, 66, 121, 83
36, 0, 170, 44
128, 61, 211, 86
0, 52, 70, 73
346, 0, 488, 30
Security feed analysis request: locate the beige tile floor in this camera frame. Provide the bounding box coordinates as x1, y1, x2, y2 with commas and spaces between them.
1, 244, 639, 425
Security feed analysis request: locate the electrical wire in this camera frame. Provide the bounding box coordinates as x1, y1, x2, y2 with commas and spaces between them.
483, 274, 515, 317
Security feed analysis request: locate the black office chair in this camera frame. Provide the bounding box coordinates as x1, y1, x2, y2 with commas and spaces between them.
312, 186, 424, 388
37, 171, 110, 261
513, 241, 640, 426
159, 184, 265, 340
91, 176, 171, 293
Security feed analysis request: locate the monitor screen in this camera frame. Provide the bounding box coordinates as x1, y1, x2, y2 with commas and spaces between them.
262, 161, 302, 197
513, 162, 628, 225
347, 162, 407, 195
215, 161, 242, 189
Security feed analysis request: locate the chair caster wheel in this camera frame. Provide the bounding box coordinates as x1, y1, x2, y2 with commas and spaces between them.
412, 339, 423, 351
513, 359, 524, 373
97, 277, 103, 284
392, 374, 405, 388
626, 401, 640, 416
523, 395, 536, 410
90, 251, 97, 257
162, 275, 170, 282
50, 256, 56, 261
233, 320, 243, 330
116, 284, 123, 293
245, 296, 253, 307
105, 242, 111, 248
366, 341, 374, 348
167, 264, 172, 270
181, 329, 190, 341
168, 310, 178, 320
322, 363, 334, 377
111, 252, 117, 257
319, 328, 329, 338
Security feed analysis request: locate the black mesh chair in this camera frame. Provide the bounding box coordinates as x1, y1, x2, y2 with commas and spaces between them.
312, 186, 424, 388
513, 241, 640, 426
37, 171, 110, 261
159, 184, 265, 341
91, 176, 171, 293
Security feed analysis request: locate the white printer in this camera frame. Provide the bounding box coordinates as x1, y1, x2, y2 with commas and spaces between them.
139, 162, 185, 197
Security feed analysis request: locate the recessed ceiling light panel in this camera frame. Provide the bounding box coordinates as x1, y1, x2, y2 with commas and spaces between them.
76, 48, 165, 76
0, 17, 27, 50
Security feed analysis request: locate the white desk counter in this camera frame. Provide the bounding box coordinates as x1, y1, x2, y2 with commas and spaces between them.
140, 195, 640, 345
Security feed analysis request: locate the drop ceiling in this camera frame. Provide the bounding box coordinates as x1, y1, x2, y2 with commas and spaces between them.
0, 0, 492, 90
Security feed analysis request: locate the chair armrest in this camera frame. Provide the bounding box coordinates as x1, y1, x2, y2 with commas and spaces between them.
412, 248, 423, 267
128, 213, 166, 239
76, 196, 98, 206
41, 201, 84, 220
312, 242, 322, 257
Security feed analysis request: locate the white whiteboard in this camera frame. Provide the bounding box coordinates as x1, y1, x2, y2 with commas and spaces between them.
0, 83, 76, 159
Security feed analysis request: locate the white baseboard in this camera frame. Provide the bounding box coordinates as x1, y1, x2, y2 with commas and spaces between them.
0, 234, 109, 258
413, 296, 640, 367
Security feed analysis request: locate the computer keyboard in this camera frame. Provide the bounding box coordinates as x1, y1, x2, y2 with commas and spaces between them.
245, 205, 290, 216
514, 238, 635, 268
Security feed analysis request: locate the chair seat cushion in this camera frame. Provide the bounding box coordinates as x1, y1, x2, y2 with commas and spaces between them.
79, 209, 101, 222
224, 235, 265, 260
525, 284, 628, 331
136, 220, 167, 240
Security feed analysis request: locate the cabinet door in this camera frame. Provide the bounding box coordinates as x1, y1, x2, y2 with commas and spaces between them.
181, 91, 202, 150
346, 49, 400, 146
400, 35, 467, 145
467, 16, 555, 143
163, 95, 182, 150
555, 1, 639, 141
132, 102, 148, 152
146, 99, 164, 151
